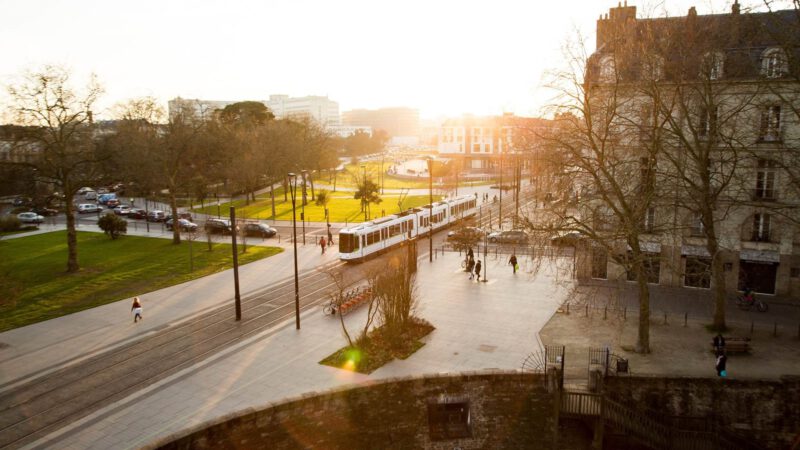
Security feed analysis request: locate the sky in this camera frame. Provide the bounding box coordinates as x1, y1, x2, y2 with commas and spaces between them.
0, 0, 773, 120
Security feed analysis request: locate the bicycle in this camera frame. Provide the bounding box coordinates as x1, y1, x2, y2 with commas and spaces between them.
736, 295, 768, 312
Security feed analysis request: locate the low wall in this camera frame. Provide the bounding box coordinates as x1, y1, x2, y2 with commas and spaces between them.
148, 371, 558, 450
605, 375, 800, 449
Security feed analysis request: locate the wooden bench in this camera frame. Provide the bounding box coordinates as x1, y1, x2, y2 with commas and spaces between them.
710, 336, 750, 354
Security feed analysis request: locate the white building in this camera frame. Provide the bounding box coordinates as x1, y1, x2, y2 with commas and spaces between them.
168, 95, 341, 126
326, 125, 372, 138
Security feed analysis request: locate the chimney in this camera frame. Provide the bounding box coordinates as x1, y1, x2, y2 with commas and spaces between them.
688, 6, 697, 17
732, 0, 740, 15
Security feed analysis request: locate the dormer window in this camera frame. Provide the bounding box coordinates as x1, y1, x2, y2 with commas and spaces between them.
599, 55, 617, 82
702, 51, 725, 80
762, 48, 787, 78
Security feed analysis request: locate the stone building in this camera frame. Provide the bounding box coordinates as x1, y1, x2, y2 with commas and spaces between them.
573, 2, 800, 298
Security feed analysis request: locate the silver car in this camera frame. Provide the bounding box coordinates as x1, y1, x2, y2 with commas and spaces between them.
17, 212, 44, 224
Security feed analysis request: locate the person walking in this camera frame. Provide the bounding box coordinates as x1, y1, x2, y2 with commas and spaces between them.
475, 260, 482, 282
467, 256, 475, 280
320, 236, 327, 254
131, 297, 143, 323
509, 254, 518, 274
713, 333, 726, 355
327, 227, 334, 246
467, 247, 474, 263
715, 353, 727, 377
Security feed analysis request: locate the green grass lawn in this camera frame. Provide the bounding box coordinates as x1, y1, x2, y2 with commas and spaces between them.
316, 162, 496, 190
0, 231, 282, 331
193, 190, 442, 223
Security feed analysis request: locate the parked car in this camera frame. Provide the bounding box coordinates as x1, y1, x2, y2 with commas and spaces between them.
166, 218, 198, 232
33, 206, 59, 216
77, 187, 93, 195
243, 223, 277, 238
146, 210, 167, 222
84, 191, 97, 201
204, 218, 232, 234
13, 197, 31, 207
98, 193, 117, 205
17, 212, 44, 224
105, 198, 120, 208
487, 230, 529, 244
447, 226, 485, 241
97, 187, 110, 194
77, 203, 101, 214
113, 205, 132, 215
128, 208, 147, 219
165, 212, 194, 222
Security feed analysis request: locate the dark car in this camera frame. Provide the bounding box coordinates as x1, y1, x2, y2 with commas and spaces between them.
204, 218, 232, 234
128, 208, 147, 219
447, 226, 485, 241
243, 223, 277, 238
165, 212, 194, 222
106, 198, 120, 208
166, 218, 198, 232
34, 206, 59, 216
487, 230, 529, 244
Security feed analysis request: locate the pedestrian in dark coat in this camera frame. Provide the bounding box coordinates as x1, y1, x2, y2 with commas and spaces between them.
713, 333, 726, 355
715, 353, 727, 377
475, 260, 482, 282
467, 247, 474, 260
467, 256, 475, 280
509, 254, 518, 274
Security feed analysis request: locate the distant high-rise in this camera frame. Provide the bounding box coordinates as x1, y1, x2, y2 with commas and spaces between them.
342, 107, 420, 139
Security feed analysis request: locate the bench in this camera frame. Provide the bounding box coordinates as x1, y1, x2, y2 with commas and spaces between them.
711, 336, 750, 354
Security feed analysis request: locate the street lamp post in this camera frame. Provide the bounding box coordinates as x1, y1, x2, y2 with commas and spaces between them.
288, 172, 301, 330
301, 170, 307, 245
427, 157, 434, 262
499, 148, 503, 230
361, 165, 367, 221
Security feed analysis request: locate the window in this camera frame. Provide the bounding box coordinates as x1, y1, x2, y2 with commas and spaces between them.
690, 213, 705, 237
338, 233, 359, 253
698, 106, 717, 140
685, 256, 711, 288
762, 48, 787, 78
755, 159, 776, 200
643, 207, 656, 233
643, 55, 664, 81
626, 252, 660, 284
599, 55, 616, 82
759, 106, 781, 142
591, 249, 608, 279
752, 214, 771, 242
473, 143, 480, 152
702, 51, 725, 80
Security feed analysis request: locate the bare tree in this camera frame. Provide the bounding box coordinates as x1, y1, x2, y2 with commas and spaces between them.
3, 65, 105, 272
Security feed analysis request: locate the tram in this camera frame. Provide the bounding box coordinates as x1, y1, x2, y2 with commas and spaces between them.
338, 195, 478, 262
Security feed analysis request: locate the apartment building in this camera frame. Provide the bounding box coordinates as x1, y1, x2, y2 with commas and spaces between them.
168, 95, 340, 126
574, 2, 800, 297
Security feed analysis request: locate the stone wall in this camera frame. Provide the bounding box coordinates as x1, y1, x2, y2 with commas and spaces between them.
148, 371, 561, 450
604, 375, 800, 449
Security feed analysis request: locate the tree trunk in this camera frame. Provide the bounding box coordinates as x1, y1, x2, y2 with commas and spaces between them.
706, 224, 727, 331
283, 178, 288, 201
309, 172, 315, 200
635, 267, 651, 354
64, 192, 79, 273
333, 170, 337, 192
170, 193, 181, 244
270, 184, 276, 219
301, 172, 308, 206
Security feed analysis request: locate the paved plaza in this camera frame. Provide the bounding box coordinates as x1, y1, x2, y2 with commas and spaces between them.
1, 249, 566, 449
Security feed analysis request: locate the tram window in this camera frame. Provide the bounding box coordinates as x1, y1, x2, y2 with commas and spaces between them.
390, 224, 401, 237
339, 233, 359, 253
409, 219, 414, 230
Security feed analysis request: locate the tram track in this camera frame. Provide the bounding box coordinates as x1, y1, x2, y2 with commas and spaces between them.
0, 261, 346, 449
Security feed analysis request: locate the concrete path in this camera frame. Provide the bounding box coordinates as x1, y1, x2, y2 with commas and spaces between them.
4, 252, 567, 449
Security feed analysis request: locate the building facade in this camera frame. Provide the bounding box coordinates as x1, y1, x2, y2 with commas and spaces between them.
437, 114, 550, 172
341, 107, 420, 140
168, 95, 340, 126
575, 2, 800, 298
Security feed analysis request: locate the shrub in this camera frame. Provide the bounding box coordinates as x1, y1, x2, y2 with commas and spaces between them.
97, 214, 127, 239
0, 216, 21, 232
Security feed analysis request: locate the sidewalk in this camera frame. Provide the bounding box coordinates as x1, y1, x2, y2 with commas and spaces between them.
7, 252, 568, 449
0, 231, 340, 390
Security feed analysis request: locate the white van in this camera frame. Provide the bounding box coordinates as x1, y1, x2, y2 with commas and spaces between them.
84, 190, 97, 201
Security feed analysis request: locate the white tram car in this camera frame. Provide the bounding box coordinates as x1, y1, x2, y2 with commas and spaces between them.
338, 195, 478, 262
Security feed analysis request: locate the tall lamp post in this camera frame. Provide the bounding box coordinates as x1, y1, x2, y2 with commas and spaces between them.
498, 147, 503, 230
301, 169, 307, 245
288, 172, 301, 330
361, 165, 367, 221
427, 157, 434, 262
